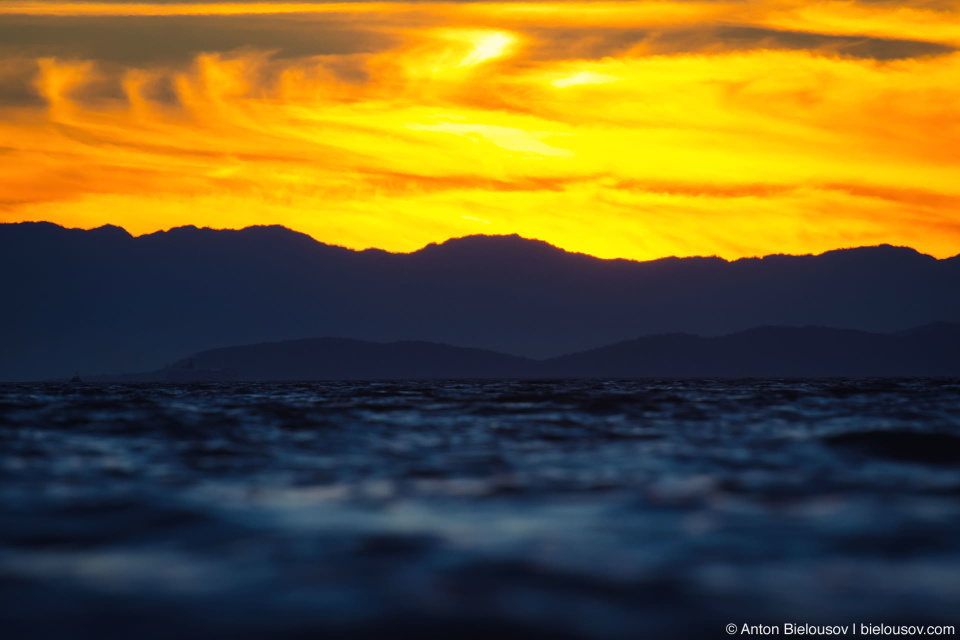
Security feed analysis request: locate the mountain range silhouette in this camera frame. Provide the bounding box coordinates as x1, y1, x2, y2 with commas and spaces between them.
97, 323, 960, 381
2, 222, 959, 381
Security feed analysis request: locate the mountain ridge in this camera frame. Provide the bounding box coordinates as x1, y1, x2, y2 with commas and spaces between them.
2, 221, 959, 381
4, 221, 953, 263
92, 323, 960, 382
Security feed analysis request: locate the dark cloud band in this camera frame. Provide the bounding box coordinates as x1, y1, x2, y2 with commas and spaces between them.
527, 25, 956, 61
0, 15, 399, 67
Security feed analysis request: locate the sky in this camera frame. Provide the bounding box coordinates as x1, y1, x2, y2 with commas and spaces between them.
1, 0, 959, 260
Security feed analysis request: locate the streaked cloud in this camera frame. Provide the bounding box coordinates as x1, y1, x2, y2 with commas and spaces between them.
0, 15, 400, 65
0, 0, 958, 259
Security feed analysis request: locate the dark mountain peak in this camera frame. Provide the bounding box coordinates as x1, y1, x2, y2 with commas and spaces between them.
817, 243, 934, 263
146, 224, 309, 238
359, 246, 392, 257
732, 251, 806, 264
6, 220, 63, 231
644, 254, 729, 271
420, 233, 570, 258
844, 243, 921, 255
142, 225, 202, 239
231, 224, 331, 252
0, 221, 132, 252
0, 221, 55, 242
87, 224, 133, 240
731, 244, 934, 268
235, 224, 318, 242
138, 223, 341, 256
0, 220, 84, 238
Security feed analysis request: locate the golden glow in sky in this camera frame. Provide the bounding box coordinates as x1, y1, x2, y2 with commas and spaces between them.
1, 0, 959, 259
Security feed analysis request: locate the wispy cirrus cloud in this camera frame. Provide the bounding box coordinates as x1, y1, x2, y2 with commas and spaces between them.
0, 0, 958, 259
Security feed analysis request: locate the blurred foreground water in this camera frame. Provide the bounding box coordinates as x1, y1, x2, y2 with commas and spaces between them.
2, 379, 959, 639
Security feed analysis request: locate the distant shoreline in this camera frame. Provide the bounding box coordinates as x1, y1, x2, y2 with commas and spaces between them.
71, 323, 960, 383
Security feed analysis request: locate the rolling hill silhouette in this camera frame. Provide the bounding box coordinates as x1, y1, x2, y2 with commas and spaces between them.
546, 322, 960, 378
2, 222, 959, 381
98, 324, 960, 381
145, 338, 539, 381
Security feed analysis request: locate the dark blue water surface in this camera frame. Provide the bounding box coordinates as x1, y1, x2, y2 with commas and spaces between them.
2, 379, 960, 639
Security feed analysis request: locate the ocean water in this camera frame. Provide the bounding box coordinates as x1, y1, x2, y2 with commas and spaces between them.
2, 379, 960, 639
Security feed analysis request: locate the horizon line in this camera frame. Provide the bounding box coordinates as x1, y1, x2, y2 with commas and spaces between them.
7, 219, 959, 264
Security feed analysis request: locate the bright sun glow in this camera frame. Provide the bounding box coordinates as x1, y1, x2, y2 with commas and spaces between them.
458, 30, 516, 67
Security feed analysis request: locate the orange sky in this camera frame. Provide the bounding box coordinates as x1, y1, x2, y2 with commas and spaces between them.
1, 0, 959, 260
